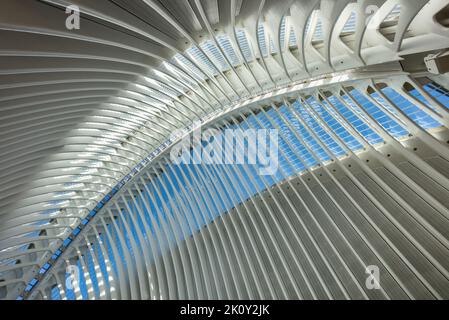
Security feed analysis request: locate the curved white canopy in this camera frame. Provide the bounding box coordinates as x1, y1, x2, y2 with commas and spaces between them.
1, 0, 449, 300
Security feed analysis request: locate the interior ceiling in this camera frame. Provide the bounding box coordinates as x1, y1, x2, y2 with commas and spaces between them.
1, 0, 449, 300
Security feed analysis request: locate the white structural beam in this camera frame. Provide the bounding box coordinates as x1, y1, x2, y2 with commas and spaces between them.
1, 0, 449, 300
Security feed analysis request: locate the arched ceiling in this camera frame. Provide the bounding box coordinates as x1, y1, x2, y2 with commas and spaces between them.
1, 0, 449, 299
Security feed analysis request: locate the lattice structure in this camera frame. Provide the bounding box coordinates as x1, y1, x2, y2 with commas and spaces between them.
1, 0, 449, 300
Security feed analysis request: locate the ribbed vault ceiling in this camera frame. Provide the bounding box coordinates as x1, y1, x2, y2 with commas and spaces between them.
1, 0, 449, 299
